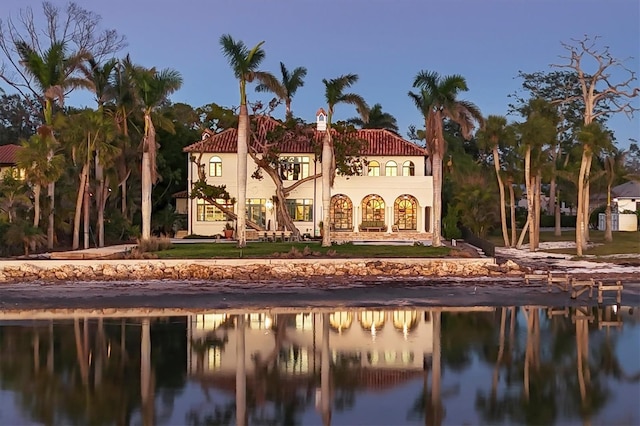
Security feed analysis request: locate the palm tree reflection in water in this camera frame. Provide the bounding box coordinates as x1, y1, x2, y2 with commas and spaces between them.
0, 306, 638, 425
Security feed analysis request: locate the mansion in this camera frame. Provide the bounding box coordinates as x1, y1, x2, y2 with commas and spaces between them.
182, 111, 434, 241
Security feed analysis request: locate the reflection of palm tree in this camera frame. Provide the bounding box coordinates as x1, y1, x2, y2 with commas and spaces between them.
321, 313, 331, 426
141, 318, 155, 426
236, 315, 247, 426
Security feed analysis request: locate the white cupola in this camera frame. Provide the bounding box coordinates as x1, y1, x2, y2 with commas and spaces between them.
316, 108, 327, 131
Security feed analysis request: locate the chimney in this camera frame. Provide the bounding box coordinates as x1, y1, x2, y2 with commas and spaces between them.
316, 108, 327, 131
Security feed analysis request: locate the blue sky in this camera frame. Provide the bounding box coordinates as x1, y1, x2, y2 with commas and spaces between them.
3, 0, 639, 148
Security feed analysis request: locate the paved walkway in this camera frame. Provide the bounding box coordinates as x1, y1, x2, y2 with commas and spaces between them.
48, 244, 137, 260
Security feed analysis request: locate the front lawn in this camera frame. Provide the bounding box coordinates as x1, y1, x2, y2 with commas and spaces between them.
154, 241, 452, 259
488, 230, 639, 256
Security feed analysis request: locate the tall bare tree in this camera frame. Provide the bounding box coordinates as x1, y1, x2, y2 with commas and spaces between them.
551, 35, 639, 255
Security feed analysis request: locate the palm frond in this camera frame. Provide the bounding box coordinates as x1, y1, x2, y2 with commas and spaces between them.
253, 71, 286, 99
339, 93, 369, 122
413, 70, 439, 90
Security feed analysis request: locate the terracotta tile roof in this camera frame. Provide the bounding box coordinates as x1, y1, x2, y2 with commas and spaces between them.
183, 116, 428, 157
0, 144, 22, 165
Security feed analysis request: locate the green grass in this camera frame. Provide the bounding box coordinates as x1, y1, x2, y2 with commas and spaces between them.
488, 230, 640, 256
154, 241, 451, 259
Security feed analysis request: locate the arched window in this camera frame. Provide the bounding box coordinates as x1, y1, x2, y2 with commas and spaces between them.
361, 194, 385, 227
330, 194, 353, 231
209, 156, 222, 177
402, 160, 415, 176
367, 160, 380, 176
385, 160, 397, 176
394, 195, 418, 230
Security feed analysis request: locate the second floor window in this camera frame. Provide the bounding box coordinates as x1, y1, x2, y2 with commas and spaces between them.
385, 161, 397, 176
367, 160, 380, 176
402, 161, 415, 176
209, 156, 222, 177
280, 156, 310, 181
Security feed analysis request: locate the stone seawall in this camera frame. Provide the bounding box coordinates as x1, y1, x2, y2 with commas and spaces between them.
0, 258, 521, 282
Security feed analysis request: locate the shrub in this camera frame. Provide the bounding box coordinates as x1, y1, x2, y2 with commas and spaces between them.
136, 236, 173, 253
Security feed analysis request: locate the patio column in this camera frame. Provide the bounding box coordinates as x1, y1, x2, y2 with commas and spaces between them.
355, 205, 360, 233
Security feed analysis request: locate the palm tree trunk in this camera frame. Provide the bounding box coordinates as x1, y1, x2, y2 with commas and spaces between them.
583, 152, 593, 244
47, 180, 55, 249
72, 164, 89, 250
509, 179, 517, 247
83, 170, 90, 249
321, 131, 332, 247
432, 150, 443, 247
33, 184, 41, 228
493, 148, 509, 247
533, 173, 542, 250
141, 150, 152, 240
236, 104, 249, 248
96, 153, 105, 247
576, 149, 589, 256
524, 146, 534, 251
141, 113, 155, 241
554, 186, 562, 237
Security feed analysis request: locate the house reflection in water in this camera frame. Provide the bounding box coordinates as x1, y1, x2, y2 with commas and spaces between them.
187, 309, 434, 379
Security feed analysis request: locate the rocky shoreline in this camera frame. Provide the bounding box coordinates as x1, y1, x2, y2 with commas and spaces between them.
0, 258, 522, 283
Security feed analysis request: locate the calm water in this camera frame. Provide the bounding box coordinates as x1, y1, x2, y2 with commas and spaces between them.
0, 306, 638, 425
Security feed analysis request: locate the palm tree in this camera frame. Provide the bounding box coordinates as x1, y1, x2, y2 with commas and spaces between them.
347, 103, 399, 133
60, 109, 118, 249
0, 172, 30, 223
14, 40, 92, 248
112, 56, 138, 219
219, 34, 280, 248
16, 134, 65, 231
83, 57, 118, 247
321, 74, 369, 247
576, 122, 611, 254
410, 70, 483, 247
476, 115, 513, 247
515, 98, 559, 251
131, 65, 183, 241
255, 61, 307, 119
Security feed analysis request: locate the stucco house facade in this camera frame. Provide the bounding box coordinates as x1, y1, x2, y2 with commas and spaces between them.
182, 114, 433, 241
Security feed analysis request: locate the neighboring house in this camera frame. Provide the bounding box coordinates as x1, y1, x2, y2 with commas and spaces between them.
0, 144, 25, 180
172, 190, 189, 215
182, 112, 433, 241
612, 180, 640, 213
597, 180, 640, 232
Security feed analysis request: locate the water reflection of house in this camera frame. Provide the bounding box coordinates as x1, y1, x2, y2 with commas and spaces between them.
187, 310, 433, 388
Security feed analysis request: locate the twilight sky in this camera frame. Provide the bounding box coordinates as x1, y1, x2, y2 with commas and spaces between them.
3, 0, 639, 148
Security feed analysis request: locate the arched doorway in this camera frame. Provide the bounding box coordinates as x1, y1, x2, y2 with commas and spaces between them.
330, 194, 353, 231
361, 195, 385, 229
394, 195, 418, 230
